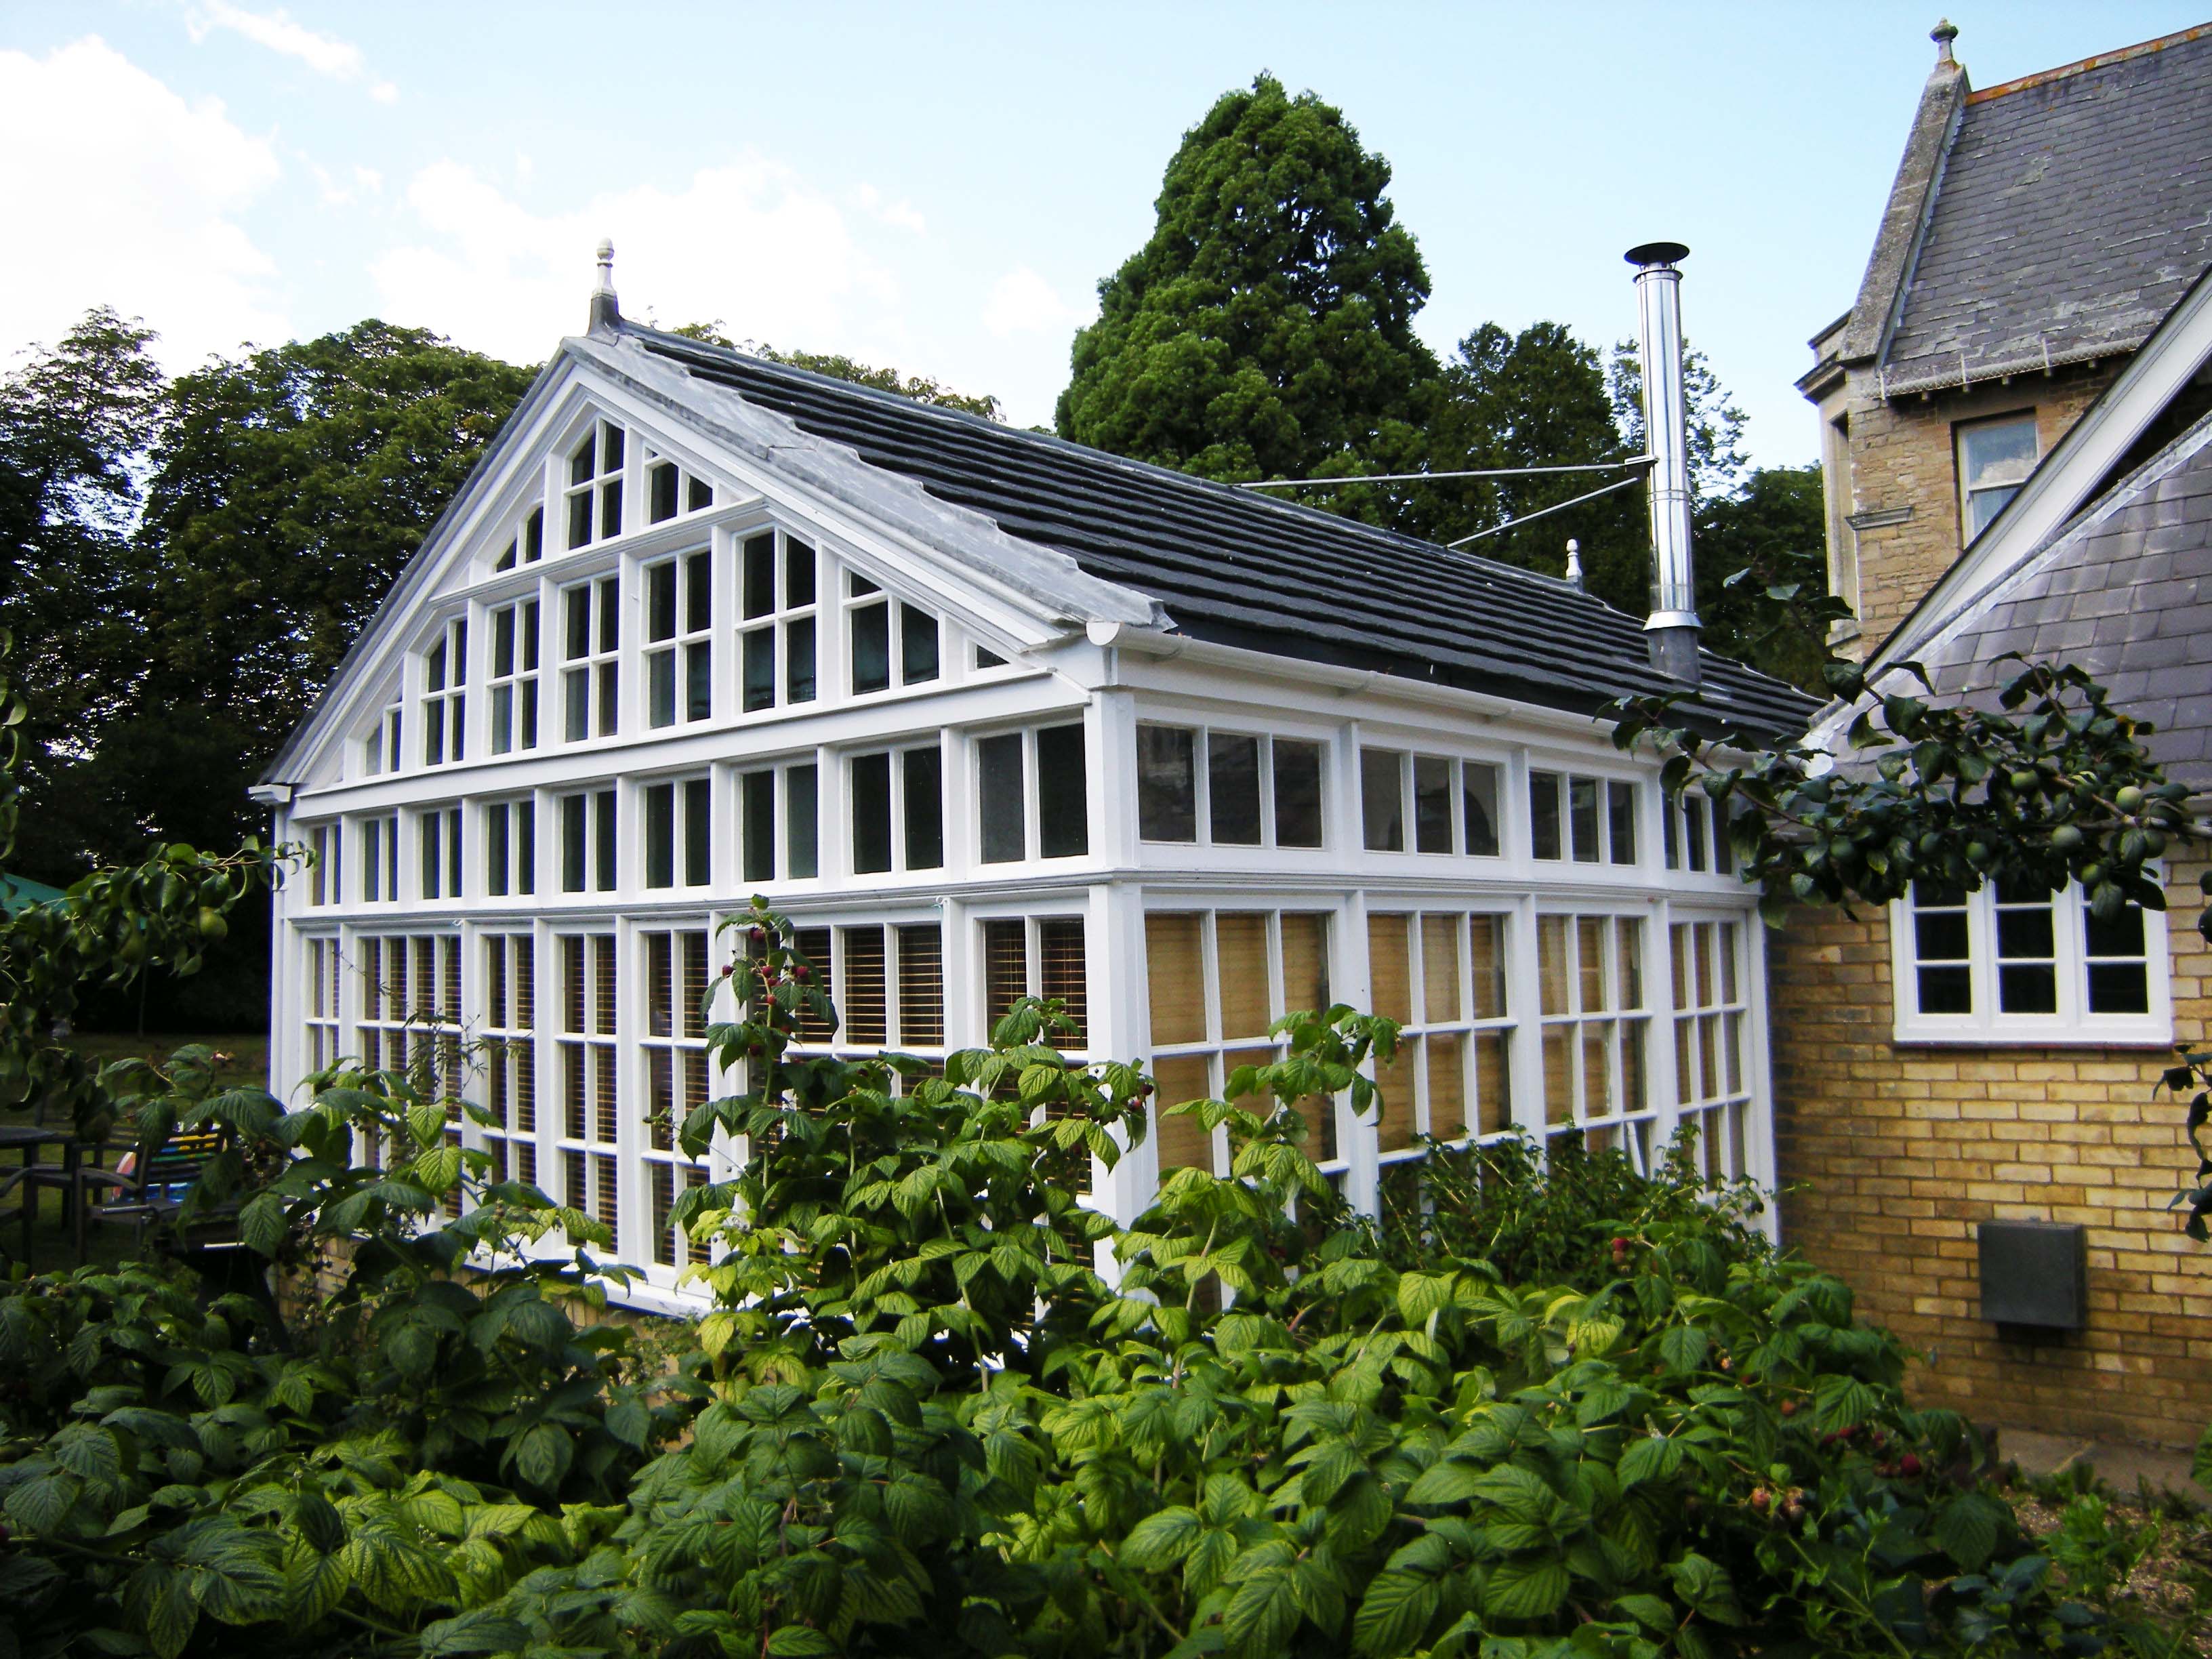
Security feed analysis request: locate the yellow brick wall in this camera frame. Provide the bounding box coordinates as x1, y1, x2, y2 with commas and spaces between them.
1769, 855, 2212, 1447
1828, 363, 2120, 653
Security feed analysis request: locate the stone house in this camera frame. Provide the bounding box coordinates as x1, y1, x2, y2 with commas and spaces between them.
1778, 21, 2212, 1446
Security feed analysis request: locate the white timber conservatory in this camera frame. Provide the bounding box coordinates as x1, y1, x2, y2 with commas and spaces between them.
258, 272, 1816, 1309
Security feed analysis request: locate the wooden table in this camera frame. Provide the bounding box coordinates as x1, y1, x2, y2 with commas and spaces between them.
0, 1123, 93, 1261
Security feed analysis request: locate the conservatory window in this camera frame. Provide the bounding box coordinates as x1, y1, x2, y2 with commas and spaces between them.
1893, 879, 2169, 1044
1662, 794, 1734, 876
1145, 910, 1333, 1175
302, 935, 343, 1073
1957, 412, 2036, 544
846, 571, 943, 695
479, 933, 538, 1190
352, 933, 463, 1103
1362, 750, 1504, 857
365, 692, 402, 776
981, 916, 1088, 1046
644, 550, 712, 728
974, 646, 1008, 671
642, 445, 714, 525
1532, 771, 1637, 865
556, 933, 621, 1234
417, 805, 463, 901
1536, 913, 1658, 1169
1368, 912, 1515, 1166
1137, 724, 1324, 848
735, 760, 819, 882
849, 744, 945, 876
484, 799, 536, 898
487, 598, 541, 754
639, 927, 714, 1269
493, 505, 546, 571
1671, 919, 1750, 1181
306, 823, 340, 906
560, 575, 621, 741
642, 777, 712, 890
358, 814, 398, 903
558, 787, 617, 894
420, 617, 468, 767
977, 724, 1088, 864
737, 530, 820, 713
565, 421, 625, 550
823, 923, 947, 1054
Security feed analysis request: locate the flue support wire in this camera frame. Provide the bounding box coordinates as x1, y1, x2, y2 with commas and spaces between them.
1446, 474, 1643, 548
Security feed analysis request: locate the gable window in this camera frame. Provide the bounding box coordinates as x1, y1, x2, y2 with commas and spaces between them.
738, 531, 819, 713
418, 805, 463, 900
365, 690, 403, 776
359, 814, 398, 903
642, 445, 714, 525
488, 598, 540, 754
850, 744, 945, 876
1364, 750, 1504, 857
306, 823, 341, 907
846, 571, 942, 695
981, 916, 1088, 1046
493, 506, 546, 572
421, 619, 468, 766
560, 575, 620, 741
1895, 879, 2169, 1043
1531, 771, 1637, 865
484, 799, 537, 898
1139, 724, 1324, 848
642, 777, 712, 889
736, 759, 819, 882
644, 550, 712, 727
558, 787, 617, 895
1957, 412, 2036, 542
977, 723, 1088, 864
566, 421, 625, 550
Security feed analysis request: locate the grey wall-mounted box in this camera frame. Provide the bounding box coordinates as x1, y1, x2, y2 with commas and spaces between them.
1978, 1220, 2087, 1330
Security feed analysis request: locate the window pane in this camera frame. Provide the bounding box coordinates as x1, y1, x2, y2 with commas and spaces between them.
1961, 415, 2037, 489
688, 476, 712, 513
851, 602, 890, 695
1208, 734, 1262, 846
594, 789, 616, 891
1216, 913, 1270, 1040
686, 642, 712, 722
983, 919, 1029, 1031
1998, 963, 2057, 1014
1151, 1054, 1215, 1171
742, 771, 775, 883
785, 537, 816, 608
842, 926, 888, 1046
1913, 908, 1969, 961
1422, 914, 1462, 1023
1682, 797, 1708, 872
1145, 913, 1206, 1046
787, 764, 819, 879
900, 605, 939, 683
1040, 918, 1087, 1043
683, 780, 710, 887
685, 550, 712, 632
898, 925, 945, 1045
1361, 748, 1404, 851
2085, 901, 2144, 958
596, 577, 619, 652
1368, 914, 1411, 1024
1917, 965, 1971, 1014
648, 651, 675, 728
904, 747, 944, 871
1414, 756, 1453, 853
1037, 724, 1088, 858
1607, 781, 1637, 865
487, 806, 510, 897
1530, 771, 1563, 860
1995, 904, 2054, 960
648, 560, 676, 641
2087, 962, 2149, 1014
1463, 763, 1501, 856
644, 783, 674, 888
1470, 914, 1506, 1019
786, 617, 817, 703
1273, 741, 1324, 848
1282, 912, 1330, 1014
978, 734, 1024, 863
600, 479, 622, 539
1568, 777, 1600, 863
650, 461, 678, 522
851, 752, 893, 874
742, 533, 774, 618
561, 796, 585, 892
1137, 724, 1196, 842
743, 628, 775, 712
568, 489, 592, 549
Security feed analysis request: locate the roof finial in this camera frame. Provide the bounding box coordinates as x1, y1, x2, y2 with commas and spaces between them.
588, 237, 621, 334
1931, 18, 1958, 64
1563, 537, 1584, 590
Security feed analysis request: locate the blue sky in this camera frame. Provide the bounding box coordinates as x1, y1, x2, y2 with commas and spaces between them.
5, 3, 2203, 470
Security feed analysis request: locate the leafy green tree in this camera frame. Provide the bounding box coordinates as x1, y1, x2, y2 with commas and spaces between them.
670, 323, 1002, 418
1057, 73, 1435, 483
1694, 464, 1846, 692
1607, 337, 1749, 504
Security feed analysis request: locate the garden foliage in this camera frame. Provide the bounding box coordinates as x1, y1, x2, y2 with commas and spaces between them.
0, 901, 2154, 1658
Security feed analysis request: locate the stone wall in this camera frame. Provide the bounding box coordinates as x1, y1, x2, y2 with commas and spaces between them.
1769, 855, 2212, 1446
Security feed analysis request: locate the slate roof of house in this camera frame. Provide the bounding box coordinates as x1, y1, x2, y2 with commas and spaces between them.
1879, 26, 2212, 391
622, 324, 1819, 740
1882, 405, 2212, 789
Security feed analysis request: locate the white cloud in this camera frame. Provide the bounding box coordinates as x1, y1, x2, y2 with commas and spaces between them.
848, 182, 926, 235
184, 1, 396, 102
372, 156, 913, 368
982, 266, 1088, 339
0, 36, 287, 370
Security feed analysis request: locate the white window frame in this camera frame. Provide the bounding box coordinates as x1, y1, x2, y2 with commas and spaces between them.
1890, 880, 2171, 1045
974, 722, 1089, 866
1137, 722, 1330, 851
642, 547, 714, 729
486, 594, 541, 755
640, 442, 716, 527
735, 528, 821, 716
565, 419, 626, 551
1956, 411, 2037, 545
640, 773, 714, 892
1529, 769, 1640, 866
733, 755, 822, 884
482, 797, 538, 899
846, 741, 945, 878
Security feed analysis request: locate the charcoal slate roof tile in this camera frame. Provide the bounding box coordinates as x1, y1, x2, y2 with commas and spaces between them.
1883, 29, 2212, 383
1916, 407, 2212, 787
623, 325, 1818, 739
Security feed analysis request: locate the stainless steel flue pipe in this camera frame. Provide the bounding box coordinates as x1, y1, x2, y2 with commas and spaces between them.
1626, 241, 1701, 684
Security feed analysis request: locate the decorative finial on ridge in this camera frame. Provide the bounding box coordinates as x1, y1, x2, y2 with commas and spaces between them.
588, 237, 621, 334
1931, 19, 1959, 64
1564, 538, 1584, 591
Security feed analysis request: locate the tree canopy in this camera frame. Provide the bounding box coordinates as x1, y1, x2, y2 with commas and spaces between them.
1056, 74, 1436, 482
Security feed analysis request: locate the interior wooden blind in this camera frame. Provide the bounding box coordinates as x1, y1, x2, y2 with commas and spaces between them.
1282, 914, 1329, 1015
793, 926, 835, 1042
897, 925, 944, 1045
1038, 919, 1086, 1042
840, 926, 888, 1046
982, 920, 1028, 1029
1151, 1054, 1214, 1172
1368, 914, 1412, 1025
1216, 913, 1270, 1040
1145, 914, 1206, 1046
